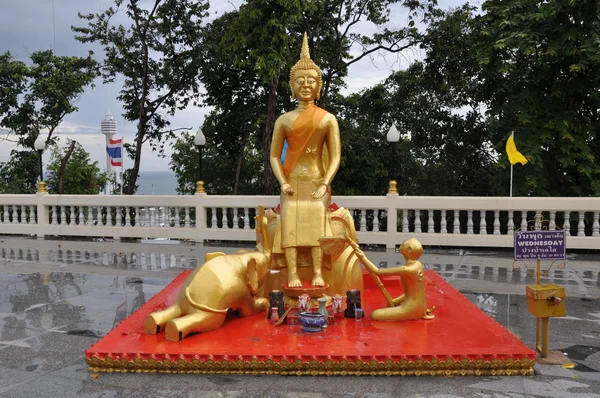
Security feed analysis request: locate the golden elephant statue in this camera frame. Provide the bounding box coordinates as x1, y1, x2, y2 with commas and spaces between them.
257, 205, 364, 298
145, 217, 272, 341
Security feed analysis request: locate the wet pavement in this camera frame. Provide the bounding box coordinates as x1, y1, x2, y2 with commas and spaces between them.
0, 236, 599, 397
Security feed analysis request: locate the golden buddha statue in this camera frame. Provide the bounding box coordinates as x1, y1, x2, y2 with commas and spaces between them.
270, 32, 341, 288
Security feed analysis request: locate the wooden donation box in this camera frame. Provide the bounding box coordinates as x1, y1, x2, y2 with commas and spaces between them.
526, 284, 566, 318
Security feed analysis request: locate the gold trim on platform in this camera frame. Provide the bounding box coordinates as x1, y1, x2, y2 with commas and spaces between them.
86, 356, 535, 376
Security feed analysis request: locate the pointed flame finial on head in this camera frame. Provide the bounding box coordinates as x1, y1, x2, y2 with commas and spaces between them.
289, 32, 323, 100
300, 32, 310, 60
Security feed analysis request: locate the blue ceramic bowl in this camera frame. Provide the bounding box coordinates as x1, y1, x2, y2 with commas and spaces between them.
299, 312, 326, 332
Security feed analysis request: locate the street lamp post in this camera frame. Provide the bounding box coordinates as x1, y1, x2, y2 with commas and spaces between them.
194, 127, 206, 193
34, 134, 47, 193
386, 123, 400, 194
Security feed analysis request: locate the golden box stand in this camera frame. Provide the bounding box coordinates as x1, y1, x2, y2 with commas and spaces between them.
526, 283, 566, 358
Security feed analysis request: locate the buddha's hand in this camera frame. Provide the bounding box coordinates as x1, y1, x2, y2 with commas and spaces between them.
281, 183, 295, 195
311, 183, 328, 199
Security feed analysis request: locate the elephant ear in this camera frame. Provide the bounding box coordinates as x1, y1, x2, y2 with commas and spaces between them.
246, 258, 259, 295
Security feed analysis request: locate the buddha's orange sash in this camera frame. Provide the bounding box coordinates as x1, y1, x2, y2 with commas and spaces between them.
282, 104, 327, 176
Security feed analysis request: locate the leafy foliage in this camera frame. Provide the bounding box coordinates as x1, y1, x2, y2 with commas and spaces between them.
72, 0, 209, 194
0, 150, 39, 194
422, 0, 600, 196
46, 140, 107, 195
172, 0, 437, 195
0, 50, 97, 149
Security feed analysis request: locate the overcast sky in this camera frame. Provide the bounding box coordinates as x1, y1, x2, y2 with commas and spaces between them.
0, 0, 465, 173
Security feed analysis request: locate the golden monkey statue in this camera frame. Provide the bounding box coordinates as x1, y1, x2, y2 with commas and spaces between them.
354, 238, 435, 321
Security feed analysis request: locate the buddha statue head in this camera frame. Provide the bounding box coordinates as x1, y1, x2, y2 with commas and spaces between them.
289, 32, 323, 101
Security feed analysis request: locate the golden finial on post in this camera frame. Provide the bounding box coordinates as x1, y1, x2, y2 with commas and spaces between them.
196, 180, 205, 194
388, 180, 398, 194
37, 181, 47, 193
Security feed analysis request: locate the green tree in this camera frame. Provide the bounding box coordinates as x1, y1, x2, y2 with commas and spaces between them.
72, 0, 209, 195
182, 0, 436, 195
46, 140, 107, 194
0, 50, 97, 148
0, 150, 39, 194
422, 1, 600, 196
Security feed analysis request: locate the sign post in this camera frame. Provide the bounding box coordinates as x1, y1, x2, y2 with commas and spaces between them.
514, 230, 567, 358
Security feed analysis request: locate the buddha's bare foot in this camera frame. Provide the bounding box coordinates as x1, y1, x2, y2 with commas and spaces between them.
312, 272, 325, 287
288, 273, 302, 288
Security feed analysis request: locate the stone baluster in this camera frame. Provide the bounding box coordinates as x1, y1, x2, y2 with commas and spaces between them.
51, 206, 58, 225
9, 205, 17, 224
467, 210, 473, 234
535, 211, 542, 231
116, 206, 122, 226
494, 211, 500, 235
29, 206, 36, 224
507, 211, 514, 234
234, 208, 240, 230
521, 210, 528, 231
145, 207, 150, 227
592, 212, 599, 237
441, 210, 447, 233
244, 208, 250, 230
125, 207, 131, 227
428, 210, 434, 233
135, 207, 141, 227
563, 211, 571, 236
415, 210, 421, 233
59, 206, 66, 225
549, 211, 556, 230
19, 205, 26, 224
402, 210, 409, 232
360, 210, 367, 232
453, 210, 459, 234
185, 207, 191, 228
373, 210, 380, 232
97, 206, 103, 226
577, 212, 585, 236
84, 206, 91, 225
210, 208, 217, 228
150, 208, 156, 227
174, 207, 180, 228
480, 210, 487, 235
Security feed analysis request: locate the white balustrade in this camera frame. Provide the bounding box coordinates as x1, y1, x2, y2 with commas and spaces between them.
0, 193, 598, 249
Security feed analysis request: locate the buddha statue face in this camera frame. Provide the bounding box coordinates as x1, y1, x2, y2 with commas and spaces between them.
290, 69, 321, 102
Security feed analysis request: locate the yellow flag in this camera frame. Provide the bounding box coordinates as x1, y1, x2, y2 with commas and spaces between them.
506, 134, 528, 165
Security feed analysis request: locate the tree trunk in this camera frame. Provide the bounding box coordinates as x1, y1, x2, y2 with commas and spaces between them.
263, 76, 279, 195
125, 131, 144, 195
234, 130, 250, 195
58, 140, 76, 194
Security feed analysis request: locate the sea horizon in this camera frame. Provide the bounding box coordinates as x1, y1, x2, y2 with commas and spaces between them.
135, 170, 178, 195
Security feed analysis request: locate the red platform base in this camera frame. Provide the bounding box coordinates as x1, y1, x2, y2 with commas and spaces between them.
86, 270, 535, 376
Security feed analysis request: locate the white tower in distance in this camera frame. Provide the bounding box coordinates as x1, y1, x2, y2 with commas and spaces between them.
101, 111, 118, 194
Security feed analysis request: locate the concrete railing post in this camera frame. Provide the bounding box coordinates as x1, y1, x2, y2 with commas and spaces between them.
386, 193, 398, 250
35, 191, 50, 239
195, 192, 207, 244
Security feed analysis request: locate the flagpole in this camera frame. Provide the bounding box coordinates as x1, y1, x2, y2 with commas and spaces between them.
120, 138, 124, 196
510, 132, 514, 197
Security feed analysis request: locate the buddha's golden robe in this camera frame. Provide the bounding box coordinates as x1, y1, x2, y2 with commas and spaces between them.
280, 104, 332, 248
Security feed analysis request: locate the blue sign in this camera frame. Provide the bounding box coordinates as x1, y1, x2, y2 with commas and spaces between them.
514, 230, 566, 260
